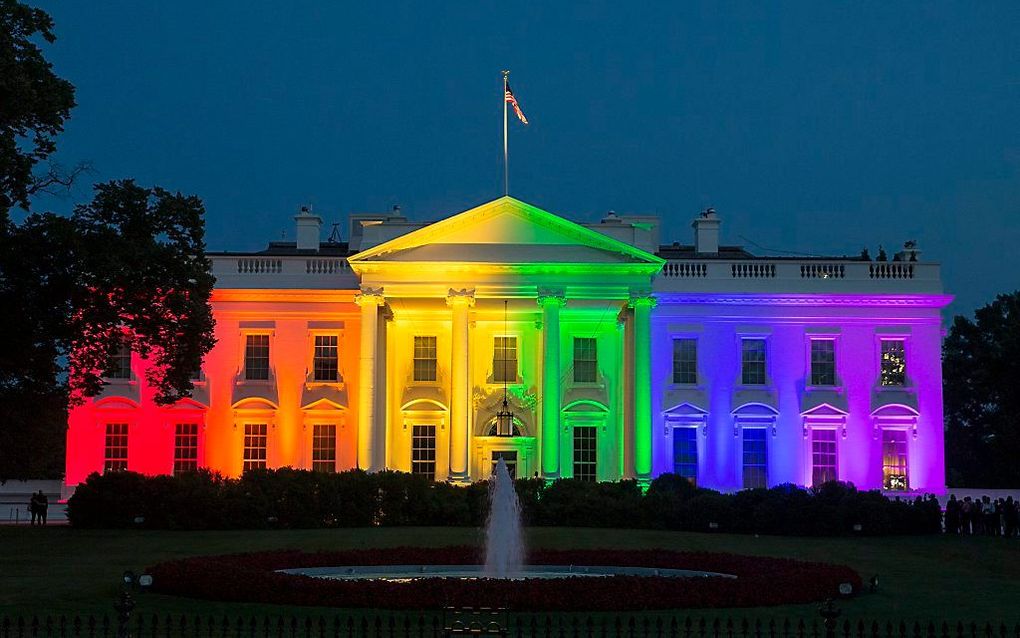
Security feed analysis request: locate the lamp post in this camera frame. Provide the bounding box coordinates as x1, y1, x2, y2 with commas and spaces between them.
115, 570, 152, 638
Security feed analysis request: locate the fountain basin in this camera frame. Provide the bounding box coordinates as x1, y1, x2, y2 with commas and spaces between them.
280, 564, 735, 581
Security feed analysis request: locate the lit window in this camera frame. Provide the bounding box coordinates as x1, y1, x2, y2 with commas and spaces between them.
244, 335, 270, 381
411, 425, 436, 480
880, 340, 906, 386
573, 337, 598, 383
104, 423, 128, 472
491, 451, 518, 479
811, 429, 838, 486
741, 339, 767, 385
312, 335, 339, 382
173, 423, 199, 474
493, 336, 517, 383
311, 424, 337, 472
742, 428, 768, 489
882, 429, 909, 491
243, 423, 267, 471
573, 426, 597, 482
413, 336, 437, 382
810, 339, 836, 386
105, 344, 132, 380
672, 338, 697, 385
672, 427, 697, 484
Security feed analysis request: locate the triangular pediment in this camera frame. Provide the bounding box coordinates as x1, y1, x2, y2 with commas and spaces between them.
348, 197, 664, 268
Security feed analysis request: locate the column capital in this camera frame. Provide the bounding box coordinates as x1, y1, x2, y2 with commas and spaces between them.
537, 289, 567, 307
354, 286, 385, 306
628, 293, 657, 309
446, 288, 476, 308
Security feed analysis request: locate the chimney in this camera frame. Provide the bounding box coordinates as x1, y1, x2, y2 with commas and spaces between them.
294, 206, 322, 251
692, 207, 720, 254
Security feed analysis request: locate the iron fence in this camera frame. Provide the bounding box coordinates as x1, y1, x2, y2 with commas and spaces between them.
1, 613, 1019, 638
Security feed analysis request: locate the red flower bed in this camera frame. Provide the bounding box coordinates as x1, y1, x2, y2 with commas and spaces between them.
149, 547, 860, 611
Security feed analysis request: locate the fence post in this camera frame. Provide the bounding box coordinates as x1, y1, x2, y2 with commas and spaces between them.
818, 600, 841, 638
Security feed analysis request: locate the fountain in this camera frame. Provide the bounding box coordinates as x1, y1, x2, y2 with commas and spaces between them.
279, 462, 733, 582
483, 457, 524, 578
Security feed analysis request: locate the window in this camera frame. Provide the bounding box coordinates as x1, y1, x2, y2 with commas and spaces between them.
882, 430, 909, 491
742, 428, 768, 489
311, 424, 337, 472
811, 429, 838, 486
810, 339, 836, 386
104, 423, 128, 472
413, 336, 437, 382
244, 334, 270, 381
493, 336, 518, 383
573, 426, 597, 482
672, 427, 698, 484
173, 423, 199, 474
880, 340, 906, 386
573, 337, 598, 383
105, 344, 132, 380
741, 339, 767, 385
312, 335, 339, 382
672, 338, 697, 385
491, 450, 518, 479
243, 423, 268, 471
411, 425, 436, 480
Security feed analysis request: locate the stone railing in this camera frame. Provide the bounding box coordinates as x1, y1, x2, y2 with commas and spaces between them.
211, 256, 357, 289
656, 259, 942, 294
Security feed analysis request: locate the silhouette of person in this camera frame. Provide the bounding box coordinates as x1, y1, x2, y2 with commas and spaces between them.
35, 490, 49, 525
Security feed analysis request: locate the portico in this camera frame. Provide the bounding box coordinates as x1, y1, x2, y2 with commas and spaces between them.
346, 196, 664, 482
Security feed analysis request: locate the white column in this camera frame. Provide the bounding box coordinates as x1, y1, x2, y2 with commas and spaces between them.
630, 294, 656, 485
538, 291, 566, 480
447, 288, 475, 483
355, 287, 385, 472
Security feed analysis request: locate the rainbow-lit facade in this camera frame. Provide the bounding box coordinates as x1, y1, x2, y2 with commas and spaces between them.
65, 197, 951, 493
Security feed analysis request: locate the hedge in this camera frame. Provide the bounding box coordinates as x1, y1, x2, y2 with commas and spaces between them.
66, 468, 942, 535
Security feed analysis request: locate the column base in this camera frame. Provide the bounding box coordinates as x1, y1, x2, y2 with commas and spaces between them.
446, 472, 471, 486
635, 475, 652, 493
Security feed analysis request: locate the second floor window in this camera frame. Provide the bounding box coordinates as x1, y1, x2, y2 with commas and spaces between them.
244, 334, 270, 381
493, 336, 517, 383
573, 337, 598, 383
313, 335, 339, 382
672, 338, 697, 384
880, 340, 906, 386
741, 339, 767, 385
413, 336, 437, 382
810, 339, 836, 386
105, 344, 132, 380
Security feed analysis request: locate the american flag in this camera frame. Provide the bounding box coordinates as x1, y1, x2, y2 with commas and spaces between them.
505, 82, 528, 125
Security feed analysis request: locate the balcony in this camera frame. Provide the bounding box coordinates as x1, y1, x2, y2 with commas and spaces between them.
654, 259, 944, 295
209, 255, 358, 290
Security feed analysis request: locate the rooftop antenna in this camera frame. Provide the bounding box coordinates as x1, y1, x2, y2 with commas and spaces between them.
327, 222, 343, 244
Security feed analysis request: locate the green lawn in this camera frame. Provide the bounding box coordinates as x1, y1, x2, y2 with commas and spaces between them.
1, 526, 1018, 624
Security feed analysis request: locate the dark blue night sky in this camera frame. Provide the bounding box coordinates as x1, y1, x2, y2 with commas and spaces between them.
32, 2, 1020, 316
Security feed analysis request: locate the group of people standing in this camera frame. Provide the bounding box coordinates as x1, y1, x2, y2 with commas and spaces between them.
944, 494, 1020, 536
28, 490, 49, 525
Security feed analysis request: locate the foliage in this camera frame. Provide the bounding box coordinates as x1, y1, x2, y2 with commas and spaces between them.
0, 0, 76, 216
0, 181, 216, 480
67, 468, 943, 536
943, 291, 1020, 487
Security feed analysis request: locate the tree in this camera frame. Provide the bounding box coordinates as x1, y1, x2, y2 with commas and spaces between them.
0, 3, 216, 481
0, 0, 76, 218
943, 291, 1020, 487
0, 181, 216, 480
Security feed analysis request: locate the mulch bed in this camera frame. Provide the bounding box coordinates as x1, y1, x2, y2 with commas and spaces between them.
149, 547, 860, 611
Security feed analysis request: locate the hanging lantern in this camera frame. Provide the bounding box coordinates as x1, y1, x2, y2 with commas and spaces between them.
495, 398, 514, 437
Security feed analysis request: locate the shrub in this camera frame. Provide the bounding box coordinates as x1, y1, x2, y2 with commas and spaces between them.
66, 469, 942, 535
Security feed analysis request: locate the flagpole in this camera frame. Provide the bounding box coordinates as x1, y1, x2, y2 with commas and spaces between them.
502, 69, 509, 196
